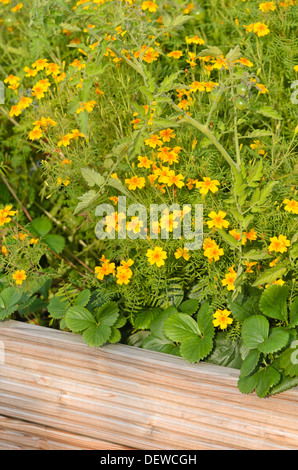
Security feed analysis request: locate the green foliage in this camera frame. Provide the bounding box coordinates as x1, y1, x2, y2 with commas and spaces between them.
0, 0, 297, 399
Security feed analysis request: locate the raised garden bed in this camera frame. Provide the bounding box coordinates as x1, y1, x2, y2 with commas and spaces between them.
0, 320, 297, 450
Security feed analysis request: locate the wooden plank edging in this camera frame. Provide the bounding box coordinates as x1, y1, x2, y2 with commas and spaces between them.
0, 320, 297, 450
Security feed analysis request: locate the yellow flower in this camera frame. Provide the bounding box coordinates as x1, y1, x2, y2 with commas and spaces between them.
268, 235, 290, 253
23, 66, 38, 77
283, 199, 298, 214
69, 129, 86, 139
4, 74, 21, 86
259, 2, 276, 13
213, 309, 233, 329
137, 156, 153, 169
185, 36, 205, 45
159, 128, 176, 142
235, 57, 254, 67
269, 257, 280, 267
32, 58, 49, 71
245, 261, 257, 273
196, 177, 220, 195
207, 211, 229, 229
253, 22, 270, 37
0, 206, 16, 226
95, 257, 115, 280
167, 51, 183, 59
203, 241, 224, 262
125, 175, 146, 190
144, 134, 163, 148
70, 58, 86, 70
29, 126, 43, 141
294, 65, 298, 72
190, 81, 206, 92
31, 79, 51, 100
45, 62, 61, 77
221, 266, 237, 291
164, 171, 185, 188
9, 105, 22, 117
76, 100, 96, 114
116, 267, 132, 285
1, 245, 8, 255
174, 247, 190, 261
141, 1, 159, 12
146, 246, 167, 267
12, 269, 27, 285
58, 133, 73, 147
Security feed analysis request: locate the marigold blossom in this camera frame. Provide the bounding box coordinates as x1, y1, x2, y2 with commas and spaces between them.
146, 246, 167, 267
213, 309, 233, 329
12, 269, 27, 285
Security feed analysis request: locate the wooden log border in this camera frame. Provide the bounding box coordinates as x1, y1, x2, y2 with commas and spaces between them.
0, 320, 297, 450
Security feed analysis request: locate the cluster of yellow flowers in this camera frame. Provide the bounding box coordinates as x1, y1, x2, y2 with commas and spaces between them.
95, 256, 134, 285
28, 116, 57, 141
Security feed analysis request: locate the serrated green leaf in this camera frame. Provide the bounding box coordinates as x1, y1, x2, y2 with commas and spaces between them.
289, 297, 298, 328
48, 295, 70, 319
73, 190, 98, 215
243, 249, 271, 260
65, 305, 95, 332
270, 375, 298, 396
150, 306, 178, 339
96, 300, 119, 326
279, 344, 298, 377
237, 372, 259, 394
133, 307, 161, 330
141, 333, 180, 356
164, 313, 201, 342
258, 328, 289, 354
241, 315, 269, 349
257, 106, 283, 120
74, 289, 91, 307
44, 234, 65, 254
259, 284, 289, 321
178, 299, 199, 315
30, 217, 52, 237
255, 366, 281, 398
81, 168, 105, 188
240, 349, 260, 377
108, 327, 121, 344
83, 324, 111, 347
251, 263, 288, 287
180, 335, 213, 363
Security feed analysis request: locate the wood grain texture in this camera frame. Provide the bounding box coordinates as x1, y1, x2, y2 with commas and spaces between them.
0, 320, 297, 450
